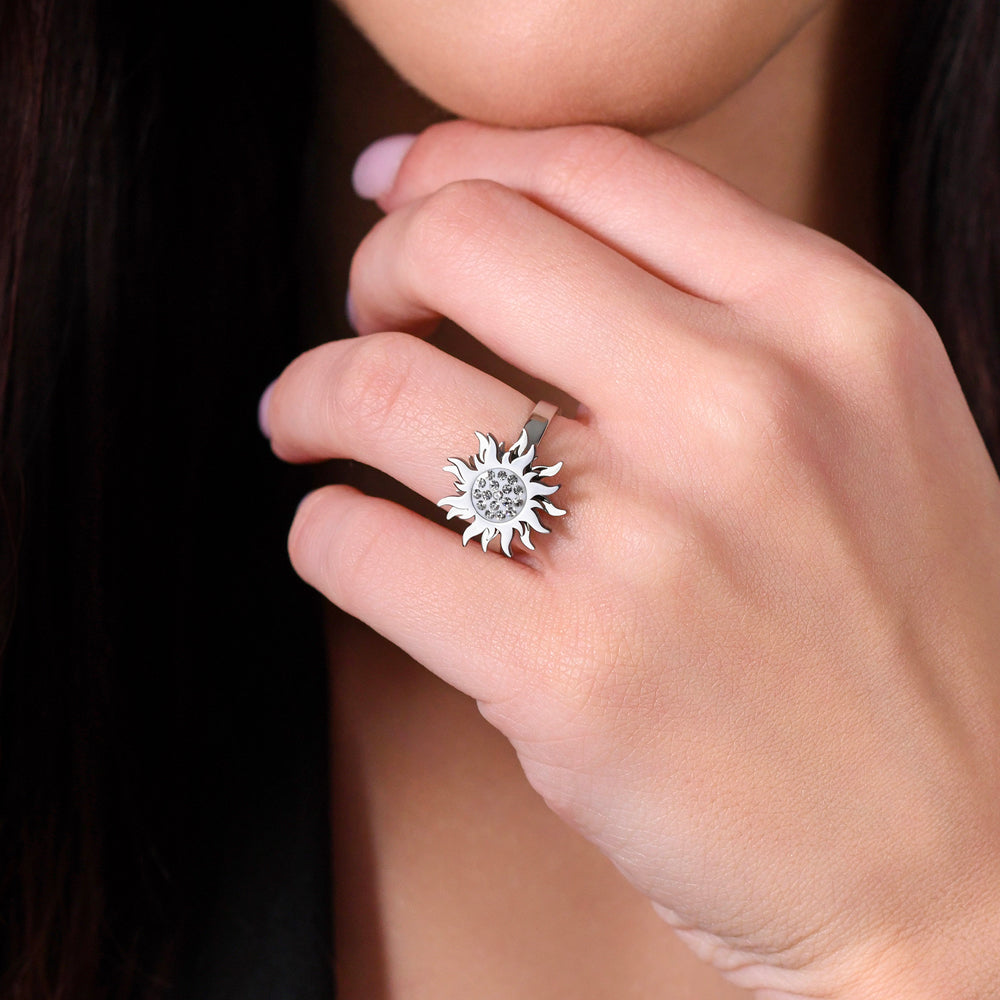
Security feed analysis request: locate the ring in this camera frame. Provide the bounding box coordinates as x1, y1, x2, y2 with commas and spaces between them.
438, 401, 566, 556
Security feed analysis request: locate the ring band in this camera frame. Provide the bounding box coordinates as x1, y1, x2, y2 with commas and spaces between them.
520, 400, 558, 453
438, 400, 567, 557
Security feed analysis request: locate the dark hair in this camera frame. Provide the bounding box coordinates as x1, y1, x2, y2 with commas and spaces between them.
884, 0, 1000, 460
0, 0, 331, 997
0, 0, 998, 997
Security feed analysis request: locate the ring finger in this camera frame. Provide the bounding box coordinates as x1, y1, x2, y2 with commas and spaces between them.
265, 331, 594, 514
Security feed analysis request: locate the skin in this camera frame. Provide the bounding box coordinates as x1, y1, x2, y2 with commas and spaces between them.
265, 1, 1000, 997
331, 0, 826, 131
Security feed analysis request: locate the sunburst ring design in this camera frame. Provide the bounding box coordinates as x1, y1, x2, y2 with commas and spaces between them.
438, 404, 566, 557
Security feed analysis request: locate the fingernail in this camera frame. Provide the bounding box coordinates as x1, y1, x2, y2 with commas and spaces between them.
352, 134, 417, 200
258, 380, 276, 439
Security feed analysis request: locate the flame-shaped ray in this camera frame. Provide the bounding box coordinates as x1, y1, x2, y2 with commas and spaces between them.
529, 481, 560, 497
520, 507, 548, 534
498, 525, 516, 557
444, 457, 475, 482
535, 462, 563, 477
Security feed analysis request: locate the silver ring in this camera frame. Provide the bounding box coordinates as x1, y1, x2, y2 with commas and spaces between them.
438, 401, 567, 557
521, 400, 558, 453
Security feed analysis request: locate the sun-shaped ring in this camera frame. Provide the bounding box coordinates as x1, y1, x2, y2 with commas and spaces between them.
437, 401, 566, 557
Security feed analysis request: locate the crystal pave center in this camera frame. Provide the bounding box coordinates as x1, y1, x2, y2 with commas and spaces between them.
438, 426, 566, 556
471, 468, 526, 523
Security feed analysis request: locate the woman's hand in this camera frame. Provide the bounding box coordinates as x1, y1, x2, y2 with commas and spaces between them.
263, 121, 1000, 999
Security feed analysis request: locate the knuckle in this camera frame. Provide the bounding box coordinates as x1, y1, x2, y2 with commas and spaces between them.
535, 125, 641, 200
395, 119, 485, 185
746, 232, 871, 318
683, 348, 827, 505
330, 332, 420, 446
402, 178, 517, 273
864, 293, 943, 417
814, 274, 938, 407
699, 349, 800, 456
859, 280, 935, 361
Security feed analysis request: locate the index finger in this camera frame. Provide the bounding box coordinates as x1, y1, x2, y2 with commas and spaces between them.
364, 121, 846, 306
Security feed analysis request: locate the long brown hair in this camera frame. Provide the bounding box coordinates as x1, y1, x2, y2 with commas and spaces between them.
0, 0, 330, 997
0, 0, 998, 997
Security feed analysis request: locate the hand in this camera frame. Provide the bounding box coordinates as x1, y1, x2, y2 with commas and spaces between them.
263, 122, 1000, 999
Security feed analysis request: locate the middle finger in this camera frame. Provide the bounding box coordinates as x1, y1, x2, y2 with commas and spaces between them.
349, 178, 726, 413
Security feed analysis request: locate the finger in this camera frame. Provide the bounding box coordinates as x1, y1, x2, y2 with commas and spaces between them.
266, 332, 592, 505
349, 177, 725, 411
288, 484, 542, 704
368, 120, 849, 305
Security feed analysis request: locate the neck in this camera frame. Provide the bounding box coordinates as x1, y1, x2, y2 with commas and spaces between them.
649, 0, 901, 263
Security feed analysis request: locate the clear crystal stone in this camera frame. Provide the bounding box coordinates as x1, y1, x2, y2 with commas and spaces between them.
471, 468, 526, 522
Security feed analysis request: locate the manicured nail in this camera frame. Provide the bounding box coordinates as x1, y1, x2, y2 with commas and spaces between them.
352, 134, 417, 200
258, 380, 276, 439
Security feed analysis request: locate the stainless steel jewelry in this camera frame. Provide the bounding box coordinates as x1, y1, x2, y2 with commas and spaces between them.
437, 401, 566, 557
520, 400, 558, 453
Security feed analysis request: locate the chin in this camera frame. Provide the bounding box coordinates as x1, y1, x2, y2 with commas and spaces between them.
412, 86, 699, 134
334, 0, 825, 135
388, 59, 737, 135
